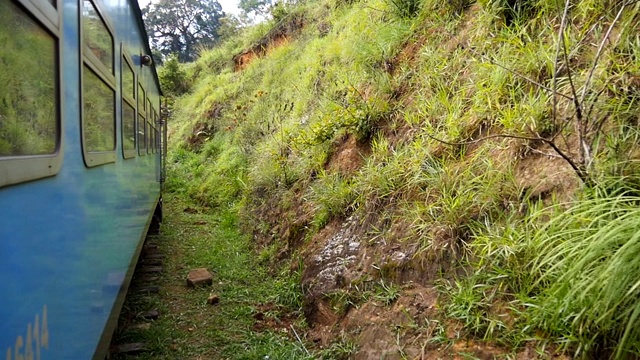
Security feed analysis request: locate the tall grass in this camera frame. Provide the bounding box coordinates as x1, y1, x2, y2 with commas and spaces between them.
447, 178, 640, 358
526, 184, 640, 358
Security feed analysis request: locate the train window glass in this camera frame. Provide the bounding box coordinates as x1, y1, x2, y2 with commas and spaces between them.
0, 0, 58, 156
137, 114, 146, 155
146, 120, 152, 154
82, 0, 113, 74
149, 125, 155, 154
156, 112, 161, 151
82, 65, 115, 152
155, 112, 160, 151
123, 56, 134, 100
147, 99, 152, 154
156, 127, 160, 151
138, 85, 145, 113
137, 84, 146, 155
121, 54, 136, 158
153, 112, 158, 152
122, 102, 135, 152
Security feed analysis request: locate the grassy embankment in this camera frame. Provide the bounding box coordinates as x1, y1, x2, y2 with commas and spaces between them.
133, 0, 639, 358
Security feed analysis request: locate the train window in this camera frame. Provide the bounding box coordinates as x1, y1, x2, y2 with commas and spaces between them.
81, 0, 115, 166
0, 0, 62, 188
155, 112, 160, 151
147, 99, 152, 154
82, 65, 115, 152
152, 112, 156, 152
82, 0, 113, 74
138, 114, 147, 155
149, 124, 154, 154
156, 127, 160, 151
0, 1, 57, 157
137, 114, 146, 155
138, 85, 145, 112
147, 120, 152, 154
156, 111, 161, 151
137, 84, 146, 155
123, 102, 136, 155
123, 55, 135, 100
121, 54, 136, 158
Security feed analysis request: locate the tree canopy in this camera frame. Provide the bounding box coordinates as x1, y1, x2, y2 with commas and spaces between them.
237, 0, 272, 17
143, 0, 224, 62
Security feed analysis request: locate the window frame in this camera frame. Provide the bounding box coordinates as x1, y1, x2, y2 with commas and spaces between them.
0, 0, 63, 188
79, 0, 117, 167
153, 110, 159, 152
121, 50, 137, 159
137, 83, 146, 156
146, 98, 153, 154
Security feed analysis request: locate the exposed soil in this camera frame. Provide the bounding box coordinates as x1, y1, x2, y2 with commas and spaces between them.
325, 135, 370, 176
233, 14, 305, 71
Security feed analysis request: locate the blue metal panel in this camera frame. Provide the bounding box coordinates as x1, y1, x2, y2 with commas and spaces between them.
0, 0, 161, 357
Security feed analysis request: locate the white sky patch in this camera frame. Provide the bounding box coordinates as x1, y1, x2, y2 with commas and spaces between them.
137, 0, 242, 16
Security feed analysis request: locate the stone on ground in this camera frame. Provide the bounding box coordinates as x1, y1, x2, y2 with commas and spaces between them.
186, 268, 213, 287
207, 293, 220, 305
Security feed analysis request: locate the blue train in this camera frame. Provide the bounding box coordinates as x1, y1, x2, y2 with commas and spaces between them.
0, 0, 164, 357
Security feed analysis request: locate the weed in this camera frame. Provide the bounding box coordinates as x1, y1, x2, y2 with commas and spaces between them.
374, 279, 401, 306
319, 332, 358, 359
387, 0, 421, 19
307, 170, 356, 226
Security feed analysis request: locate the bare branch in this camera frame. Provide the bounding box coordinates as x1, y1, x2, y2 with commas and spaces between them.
586, 86, 608, 133
526, 147, 564, 159
554, 19, 602, 78
578, 4, 627, 106
422, 131, 590, 184
553, 0, 572, 127
466, 46, 574, 100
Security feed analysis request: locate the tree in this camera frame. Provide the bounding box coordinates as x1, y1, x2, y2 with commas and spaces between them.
143, 0, 224, 62
158, 54, 189, 96
238, 0, 272, 17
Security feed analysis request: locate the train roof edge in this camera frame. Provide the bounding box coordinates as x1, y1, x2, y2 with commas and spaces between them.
132, 0, 163, 97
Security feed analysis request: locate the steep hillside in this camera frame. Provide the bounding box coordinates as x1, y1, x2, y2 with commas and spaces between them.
165, 0, 640, 358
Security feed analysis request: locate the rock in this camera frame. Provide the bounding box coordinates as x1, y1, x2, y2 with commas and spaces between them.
207, 294, 220, 305
128, 323, 151, 331
140, 266, 163, 273
141, 310, 159, 320
186, 268, 213, 287
113, 342, 148, 354
142, 258, 163, 266
135, 286, 160, 294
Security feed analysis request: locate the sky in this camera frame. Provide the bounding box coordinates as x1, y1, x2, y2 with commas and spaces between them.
138, 0, 242, 15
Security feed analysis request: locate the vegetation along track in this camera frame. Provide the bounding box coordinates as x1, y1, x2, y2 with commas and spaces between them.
111, 192, 315, 359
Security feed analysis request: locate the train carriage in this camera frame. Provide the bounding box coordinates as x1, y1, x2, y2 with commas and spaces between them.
0, 0, 164, 357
